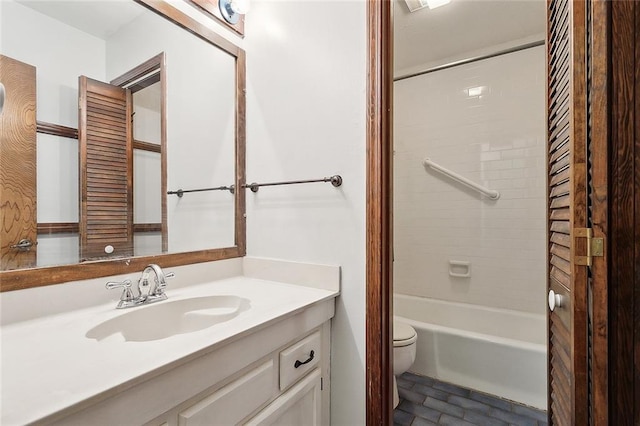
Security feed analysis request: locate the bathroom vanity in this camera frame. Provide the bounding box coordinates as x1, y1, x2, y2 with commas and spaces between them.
0, 258, 339, 425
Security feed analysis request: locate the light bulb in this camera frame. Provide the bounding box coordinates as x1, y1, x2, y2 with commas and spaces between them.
229, 0, 250, 15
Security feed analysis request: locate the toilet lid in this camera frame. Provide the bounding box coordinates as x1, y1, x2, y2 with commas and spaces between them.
393, 321, 417, 347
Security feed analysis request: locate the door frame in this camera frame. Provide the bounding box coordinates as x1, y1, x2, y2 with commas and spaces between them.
607, 0, 640, 424
365, 0, 639, 423
366, 1, 393, 424
111, 53, 169, 253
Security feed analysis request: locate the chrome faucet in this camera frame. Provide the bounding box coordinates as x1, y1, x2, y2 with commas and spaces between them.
106, 264, 174, 309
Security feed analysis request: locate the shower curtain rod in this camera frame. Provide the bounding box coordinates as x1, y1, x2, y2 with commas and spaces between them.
394, 40, 545, 82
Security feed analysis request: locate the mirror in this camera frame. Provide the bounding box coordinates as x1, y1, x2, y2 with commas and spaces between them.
0, 0, 246, 289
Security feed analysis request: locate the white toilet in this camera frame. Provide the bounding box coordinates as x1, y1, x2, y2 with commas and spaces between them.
393, 320, 417, 408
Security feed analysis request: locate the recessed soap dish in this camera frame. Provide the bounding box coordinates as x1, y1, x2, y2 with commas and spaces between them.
449, 260, 471, 278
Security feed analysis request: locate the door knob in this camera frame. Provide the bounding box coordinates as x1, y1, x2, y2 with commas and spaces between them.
548, 289, 564, 311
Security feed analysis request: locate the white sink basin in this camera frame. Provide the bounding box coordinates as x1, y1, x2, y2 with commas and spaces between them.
86, 295, 251, 342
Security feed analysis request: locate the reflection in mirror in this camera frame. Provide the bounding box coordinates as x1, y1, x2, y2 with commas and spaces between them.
0, 0, 243, 278
132, 80, 163, 256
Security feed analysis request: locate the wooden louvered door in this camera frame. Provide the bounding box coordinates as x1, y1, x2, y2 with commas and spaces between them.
78, 76, 133, 261
546, 0, 589, 424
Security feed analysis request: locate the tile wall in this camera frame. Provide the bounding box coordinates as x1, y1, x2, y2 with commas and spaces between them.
393, 46, 546, 314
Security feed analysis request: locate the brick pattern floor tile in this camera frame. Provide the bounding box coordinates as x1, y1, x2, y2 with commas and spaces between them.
393, 372, 548, 426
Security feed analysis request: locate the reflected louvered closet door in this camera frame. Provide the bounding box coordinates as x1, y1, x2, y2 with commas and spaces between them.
546, 0, 588, 424
79, 76, 133, 261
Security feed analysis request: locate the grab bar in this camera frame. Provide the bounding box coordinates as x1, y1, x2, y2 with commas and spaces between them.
423, 158, 500, 200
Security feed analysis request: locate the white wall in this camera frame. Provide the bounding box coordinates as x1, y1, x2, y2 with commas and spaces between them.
3, 1, 369, 421
244, 2, 366, 424
106, 10, 236, 253
393, 46, 547, 315
133, 84, 163, 255
0, 0, 105, 266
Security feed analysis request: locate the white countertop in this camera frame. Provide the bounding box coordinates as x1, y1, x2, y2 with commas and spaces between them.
0, 260, 339, 425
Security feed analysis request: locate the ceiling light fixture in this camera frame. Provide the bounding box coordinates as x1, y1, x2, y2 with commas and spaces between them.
219, 0, 250, 24
405, 0, 451, 12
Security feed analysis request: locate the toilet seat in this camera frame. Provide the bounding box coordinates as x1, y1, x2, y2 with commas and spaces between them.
393, 321, 417, 348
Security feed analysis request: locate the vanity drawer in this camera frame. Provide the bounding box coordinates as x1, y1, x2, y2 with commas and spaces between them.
279, 331, 321, 390
178, 360, 275, 426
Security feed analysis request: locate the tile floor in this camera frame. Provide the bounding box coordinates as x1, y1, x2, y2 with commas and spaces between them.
394, 372, 548, 426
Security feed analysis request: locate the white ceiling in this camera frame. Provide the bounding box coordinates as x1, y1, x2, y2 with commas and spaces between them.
15, 0, 146, 40
394, 0, 546, 76
17, 0, 544, 76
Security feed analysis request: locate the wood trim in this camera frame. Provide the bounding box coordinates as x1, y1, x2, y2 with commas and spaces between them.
160, 53, 169, 253
36, 121, 78, 139
609, 0, 639, 424
110, 53, 162, 89
235, 49, 246, 255
134, 0, 240, 57
127, 74, 161, 94
588, 0, 610, 423
568, 2, 589, 424
186, 0, 244, 37
33, 223, 164, 236
133, 139, 162, 153
0, 246, 244, 292
112, 53, 168, 251
35, 223, 164, 236
133, 223, 162, 233
366, 1, 393, 424
37, 223, 79, 234
635, 7, 639, 425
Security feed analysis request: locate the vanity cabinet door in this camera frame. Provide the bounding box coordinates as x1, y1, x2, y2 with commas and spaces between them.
245, 369, 321, 426
178, 360, 275, 426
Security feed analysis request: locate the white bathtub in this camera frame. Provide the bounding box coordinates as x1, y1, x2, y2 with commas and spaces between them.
394, 294, 548, 409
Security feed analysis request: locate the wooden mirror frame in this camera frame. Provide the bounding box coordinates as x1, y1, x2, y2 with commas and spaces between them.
0, 0, 246, 292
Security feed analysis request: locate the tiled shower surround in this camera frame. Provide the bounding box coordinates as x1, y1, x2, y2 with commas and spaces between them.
393, 46, 547, 315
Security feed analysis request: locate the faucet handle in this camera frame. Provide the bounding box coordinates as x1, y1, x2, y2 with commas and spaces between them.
155, 271, 174, 294
106, 279, 135, 302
